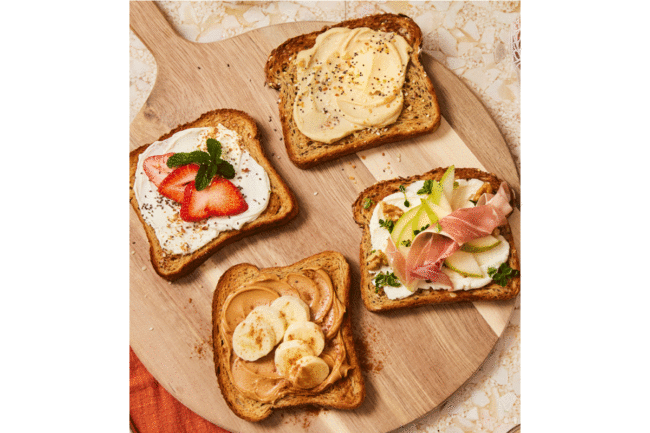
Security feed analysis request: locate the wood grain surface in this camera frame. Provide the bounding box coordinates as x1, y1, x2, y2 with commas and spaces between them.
129, 2, 520, 432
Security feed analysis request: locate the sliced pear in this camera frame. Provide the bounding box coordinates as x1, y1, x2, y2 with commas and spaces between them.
390, 204, 421, 245
450, 183, 470, 210
425, 191, 452, 220
411, 204, 438, 234
439, 166, 455, 202
426, 180, 444, 205
395, 213, 419, 251
444, 251, 484, 278
395, 204, 438, 250
460, 235, 501, 253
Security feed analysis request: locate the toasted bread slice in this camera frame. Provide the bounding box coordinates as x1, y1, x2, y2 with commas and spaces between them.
129, 109, 298, 281
265, 13, 440, 169
212, 251, 365, 422
353, 167, 520, 312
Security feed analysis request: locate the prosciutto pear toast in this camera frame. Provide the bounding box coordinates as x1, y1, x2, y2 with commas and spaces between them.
353, 167, 520, 312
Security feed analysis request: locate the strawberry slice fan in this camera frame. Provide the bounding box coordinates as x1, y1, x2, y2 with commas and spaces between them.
130, 348, 230, 433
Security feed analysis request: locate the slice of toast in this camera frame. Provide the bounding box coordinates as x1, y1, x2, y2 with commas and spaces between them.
265, 13, 440, 169
212, 251, 365, 422
129, 109, 298, 281
353, 167, 520, 312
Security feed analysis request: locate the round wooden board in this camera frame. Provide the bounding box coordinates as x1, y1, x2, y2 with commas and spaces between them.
129, 3, 520, 432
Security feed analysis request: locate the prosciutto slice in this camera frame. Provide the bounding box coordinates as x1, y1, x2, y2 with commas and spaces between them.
384, 237, 407, 284
385, 182, 512, 290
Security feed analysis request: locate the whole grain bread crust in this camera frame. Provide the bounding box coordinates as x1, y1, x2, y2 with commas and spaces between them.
212, 251, 365, 422
265, 14, 441, 169
352, 167, 520, 312
129, 109, 298, 281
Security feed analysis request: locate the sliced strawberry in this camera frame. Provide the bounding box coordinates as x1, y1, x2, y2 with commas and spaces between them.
180, 178, 248, 222
143, 153, 175, 187
158, 164, 200, 203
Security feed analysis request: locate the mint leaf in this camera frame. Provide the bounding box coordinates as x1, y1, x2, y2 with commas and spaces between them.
217, 160, 236, 179
206, 138, 222, 159
167, 150, 211, 167
164, 138, 237, 192
194, 165, 210, 191
205, 163, 220, 181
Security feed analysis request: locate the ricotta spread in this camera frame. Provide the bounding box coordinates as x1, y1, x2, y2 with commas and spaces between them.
369, 179, 510, 300
293, 27, 411, 143
133, 126, 271, 255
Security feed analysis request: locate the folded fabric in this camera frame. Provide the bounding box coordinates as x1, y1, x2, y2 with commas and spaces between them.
130, 347, 230, 433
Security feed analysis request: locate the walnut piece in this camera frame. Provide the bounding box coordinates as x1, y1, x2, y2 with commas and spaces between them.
381, 202, 404, 222
367, 250, 388, 271
471, 182, 494, 202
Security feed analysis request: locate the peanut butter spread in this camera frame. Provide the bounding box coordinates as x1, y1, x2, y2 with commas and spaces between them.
220, 269, 352, 403
293, 26, 412, 143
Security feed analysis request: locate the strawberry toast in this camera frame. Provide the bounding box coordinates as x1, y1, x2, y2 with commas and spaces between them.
129, 109, 298, 281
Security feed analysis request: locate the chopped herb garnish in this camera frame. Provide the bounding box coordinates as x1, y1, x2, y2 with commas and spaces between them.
373, 271, 401, 289
453, 181, 459, 189
417, 179, 433, 195
469, 199, 478, 206
362, 197, 374, 209
487, 263, 519, 287
166, 138, 235, 191
378, 218, 395, 233
413, 224, 430, 236
399, 184, 410, 207
401, 239, 412, 247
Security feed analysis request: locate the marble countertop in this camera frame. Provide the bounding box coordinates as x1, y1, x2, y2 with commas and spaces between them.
130, 2, 521, 432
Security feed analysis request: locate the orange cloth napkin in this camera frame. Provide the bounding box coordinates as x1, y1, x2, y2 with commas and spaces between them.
130, 347, 230, 433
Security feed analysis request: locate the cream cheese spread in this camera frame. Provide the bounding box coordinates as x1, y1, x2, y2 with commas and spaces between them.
368, 179, 510, 300
133, 126, 271, 255
293, 27, 411, 143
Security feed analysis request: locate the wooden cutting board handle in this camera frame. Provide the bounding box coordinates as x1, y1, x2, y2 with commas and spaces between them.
130, 1, 188, 60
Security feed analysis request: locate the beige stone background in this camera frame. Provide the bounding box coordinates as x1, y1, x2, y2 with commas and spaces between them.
129, 2, 521, 432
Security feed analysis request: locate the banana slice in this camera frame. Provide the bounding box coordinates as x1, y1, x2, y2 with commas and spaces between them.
270, 296, 310, 326
287, 355, 330, 389
232, 315, 276, 361
284, 321, 325, 356
246, 305, 287, 345
274, 339, 314, 377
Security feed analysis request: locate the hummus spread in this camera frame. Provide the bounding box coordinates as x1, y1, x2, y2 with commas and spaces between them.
219, 269, 352, 403
293, 27, 412, 143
